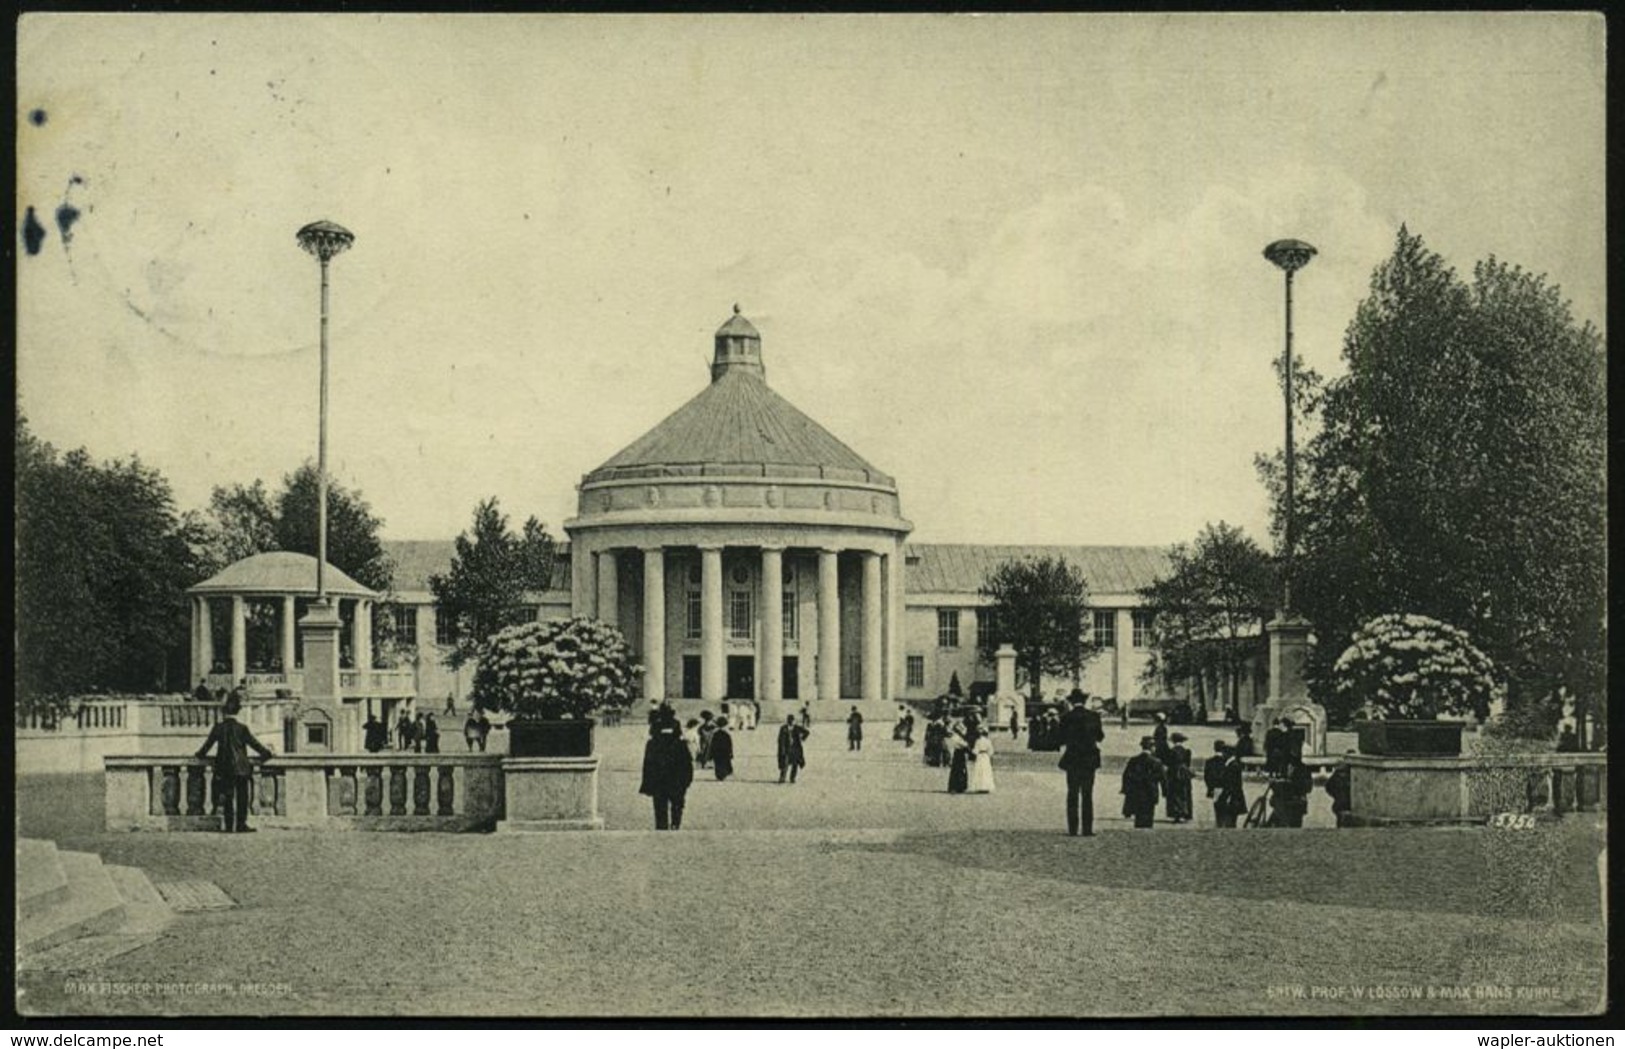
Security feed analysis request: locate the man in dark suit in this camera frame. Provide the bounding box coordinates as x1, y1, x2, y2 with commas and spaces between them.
195, 695, 275, 833
1057, 689, 1105, 836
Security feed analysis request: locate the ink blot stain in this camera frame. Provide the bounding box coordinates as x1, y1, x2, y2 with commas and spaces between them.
29, 109, 47, 126
56, 204, 82, 245
22, 207, 46, 255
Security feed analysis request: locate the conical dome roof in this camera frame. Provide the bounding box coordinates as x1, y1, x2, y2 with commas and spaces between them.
584, 310, 894, 487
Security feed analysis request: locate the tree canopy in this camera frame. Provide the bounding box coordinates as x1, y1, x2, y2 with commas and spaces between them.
428, 498, 558, 669
15, 413, 211, 705
1277, 227, 1605, 728
1138, 522, 1276, 717
977, 555, 1096, 701
201, 462, 394, 592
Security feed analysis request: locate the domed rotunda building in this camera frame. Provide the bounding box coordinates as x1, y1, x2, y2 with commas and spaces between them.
565, 307, 912, 717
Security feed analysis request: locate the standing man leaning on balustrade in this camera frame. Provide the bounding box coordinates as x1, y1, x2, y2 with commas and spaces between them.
195, 694, 274, 833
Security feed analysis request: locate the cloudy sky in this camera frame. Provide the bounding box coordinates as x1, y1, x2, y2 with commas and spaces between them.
17, 14, 1605, 549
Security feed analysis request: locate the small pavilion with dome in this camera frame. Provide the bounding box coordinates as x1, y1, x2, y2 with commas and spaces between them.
186, 551, 405, 702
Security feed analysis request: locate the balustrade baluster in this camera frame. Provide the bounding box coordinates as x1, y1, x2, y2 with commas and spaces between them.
388, 766, 407, 815
185, 766, 207, 816
413, 767, 432, 815
364, 767, 384, 816
437, 766, 455, 815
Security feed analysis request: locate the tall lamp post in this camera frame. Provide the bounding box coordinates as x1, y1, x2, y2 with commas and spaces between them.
295, 220, 355, 604
293, 220, 354, 749
1262, 238, 1316, 613
1258, 237, 1324, 754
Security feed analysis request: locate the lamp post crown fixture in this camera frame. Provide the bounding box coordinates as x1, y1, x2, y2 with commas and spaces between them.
296, 220, 355, 262
1263, 238, 1317, 273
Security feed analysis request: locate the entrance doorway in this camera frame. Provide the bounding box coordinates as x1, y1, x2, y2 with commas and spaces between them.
782, 656, 800, 700
727, 656, 755, 699
681, 656, 701, 700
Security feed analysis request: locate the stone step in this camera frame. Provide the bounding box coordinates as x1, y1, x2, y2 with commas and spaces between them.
16, 839, 69, 918
104, 864, 176, 936
17, 850, 127, 954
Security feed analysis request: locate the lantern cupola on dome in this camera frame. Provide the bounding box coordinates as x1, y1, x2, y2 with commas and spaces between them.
711, 303, 763, 382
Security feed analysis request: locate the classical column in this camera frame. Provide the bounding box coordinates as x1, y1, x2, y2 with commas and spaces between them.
862, 551, 884, 701
700, 545, 724, 701
888, 550, 906, 699
230, 595, 247, 681
199, 598, 215, 678
356, 599, 374, 672
759, 546, 784, 703
281, 596, 297, 675
818, 548, 841, 702
571, 542, 595, 618
642, 547, 666, 701
597, 549, 619, 626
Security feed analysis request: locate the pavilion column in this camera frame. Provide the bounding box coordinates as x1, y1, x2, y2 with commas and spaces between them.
230, 595, 247, 682
641, 547, 666, 701
199, 598, 216, 678
281, 596, 297, 675
862, 551, 884, 702
817, 548, 841, 702
597, 550, 619, 626
700, 545, 725, 702
759, 546, 784, 703
356, 600, 373, 672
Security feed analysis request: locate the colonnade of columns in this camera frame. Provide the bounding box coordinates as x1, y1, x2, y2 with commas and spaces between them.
589, 544, 892, 705
191, 594, 375, 682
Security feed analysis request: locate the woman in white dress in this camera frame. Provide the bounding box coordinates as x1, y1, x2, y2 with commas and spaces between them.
967, 719, 995, 794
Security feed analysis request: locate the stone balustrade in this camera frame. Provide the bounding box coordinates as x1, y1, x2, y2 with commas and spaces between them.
1345, 750, 1608, 826
204, 667, 416, 698
104, 754, 505, 832
19, 699, 300, 774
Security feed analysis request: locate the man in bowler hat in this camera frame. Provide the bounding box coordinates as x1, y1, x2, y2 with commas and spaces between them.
195, 694, 275, 832
1057, 689, 1105, 836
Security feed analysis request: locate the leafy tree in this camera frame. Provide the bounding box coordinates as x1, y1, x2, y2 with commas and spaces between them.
15, 413, 211, 705
977, 555, 1096, 702
429, 498, 558, 669
1138, 522, 1276, 718
1273, 228, 1605, 732
202, 462, 393, 592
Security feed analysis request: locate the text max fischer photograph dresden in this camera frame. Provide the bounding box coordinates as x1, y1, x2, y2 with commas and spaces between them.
12, 12, 1607, 1021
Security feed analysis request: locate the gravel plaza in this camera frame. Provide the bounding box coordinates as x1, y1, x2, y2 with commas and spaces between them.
15, 719, 1607, 1018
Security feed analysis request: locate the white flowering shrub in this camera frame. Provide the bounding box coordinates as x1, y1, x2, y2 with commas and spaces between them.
1333, 613, 1503, 720
471, 617, 640, 720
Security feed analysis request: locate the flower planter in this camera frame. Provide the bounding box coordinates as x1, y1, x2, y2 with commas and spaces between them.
1355, 719, 1465, 757
508, 718, 595, 758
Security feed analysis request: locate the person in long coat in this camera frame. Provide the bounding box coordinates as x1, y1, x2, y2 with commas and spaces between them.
923, 717, 945, 767
1057, 690, 1105, 836
195, 695, 275, 833
423, 712, 441, 754
396, 712, 413, 751
1165, 732, 1193, 823
639, 706, 694, 830
464, 713, 482, 752
696, 711, 717, 768
364, 715, 388, 753
1121, 736, 1164, 829
1151, 714, 1171, 765
777, 715, 809, 783
1325, 756, 1353, 827
710, 721, 735, 781
946, 720, 971, 794
847, 709, 864, 751
1233, 722, 1257, 760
